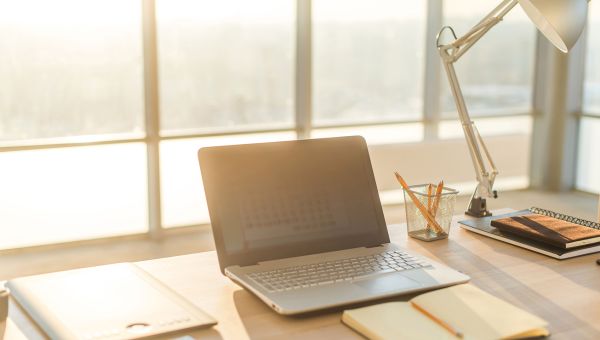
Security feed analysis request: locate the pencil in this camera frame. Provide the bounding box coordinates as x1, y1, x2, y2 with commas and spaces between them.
431, 180, 444, 217
394, 172, 444, 233
411, 301, 464, 339
427, 184, 433, 213
426, 184, 433, 232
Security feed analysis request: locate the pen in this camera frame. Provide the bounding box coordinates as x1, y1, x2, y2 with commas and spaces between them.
411, 301, 464, 339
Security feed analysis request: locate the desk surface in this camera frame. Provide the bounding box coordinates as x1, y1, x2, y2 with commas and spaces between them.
7, 211, 600, 339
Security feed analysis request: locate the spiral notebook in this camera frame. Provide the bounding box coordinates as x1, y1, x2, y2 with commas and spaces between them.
459, 207, 600, 259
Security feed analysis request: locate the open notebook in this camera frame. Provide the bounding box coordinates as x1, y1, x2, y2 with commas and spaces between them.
342, 284, 548, 340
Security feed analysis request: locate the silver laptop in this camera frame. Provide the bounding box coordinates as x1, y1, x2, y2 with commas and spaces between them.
198, 136, 469, 315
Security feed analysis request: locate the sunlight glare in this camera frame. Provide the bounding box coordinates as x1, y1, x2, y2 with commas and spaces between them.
0, 0, 137, 26
157, 0, 293, 23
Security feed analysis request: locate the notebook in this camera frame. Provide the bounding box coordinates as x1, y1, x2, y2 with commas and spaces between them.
342, 284, 548, 340
459, 208, 600, 259
491, 213, 600, 249
7, 263, 216, 340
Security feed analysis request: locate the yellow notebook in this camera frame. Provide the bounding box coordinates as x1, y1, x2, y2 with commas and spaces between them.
342, 284, 548, 340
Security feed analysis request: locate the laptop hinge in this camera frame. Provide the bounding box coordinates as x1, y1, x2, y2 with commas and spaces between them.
366, 244, 386, 248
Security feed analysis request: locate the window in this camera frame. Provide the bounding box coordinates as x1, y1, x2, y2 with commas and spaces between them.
441, 0, 536, 117
155, 0, 296, 229
577, 118, 600, 193
160, 132, 296, 228
156, 0, 295, 134
0, 0, 146, 249
0, 144, 148, 249
313, 0, 425, 126
0, 0, 144, 141
577, 1, 600, 194
0, 1, 536, 250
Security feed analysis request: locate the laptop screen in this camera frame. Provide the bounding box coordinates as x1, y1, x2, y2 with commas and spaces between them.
199, 136, 389, 272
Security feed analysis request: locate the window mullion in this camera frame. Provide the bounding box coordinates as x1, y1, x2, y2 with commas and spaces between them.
295, 0, 312, 139
141, 0, 163, 239
423, 0, 443, 141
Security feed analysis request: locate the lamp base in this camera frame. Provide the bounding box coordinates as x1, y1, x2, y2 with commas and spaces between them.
465, 197, 492, 218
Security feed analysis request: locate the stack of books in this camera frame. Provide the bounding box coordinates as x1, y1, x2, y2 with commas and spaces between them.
460, 207, 600, 259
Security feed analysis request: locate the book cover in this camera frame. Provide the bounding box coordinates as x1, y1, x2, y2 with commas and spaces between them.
491, 213, 600, 249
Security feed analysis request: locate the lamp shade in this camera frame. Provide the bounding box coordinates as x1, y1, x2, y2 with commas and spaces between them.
518, 0, 588, 53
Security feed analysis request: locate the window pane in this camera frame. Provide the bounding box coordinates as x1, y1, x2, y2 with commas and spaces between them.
0, 144, 148, 249
311, 123, 423, 145
160, 132, 296, 228
576, 118, 600, 194
0, 0, 144, 141
156, 0, 295, 133
583, 1, 600, 115
441, 1, 535, 117
313, 0, 425, 126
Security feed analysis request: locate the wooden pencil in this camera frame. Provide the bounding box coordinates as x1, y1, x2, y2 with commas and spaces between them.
427, 184, 433, 213
426, 184, 433, 231
411, 302, 464, 339
431, 180, 444, 218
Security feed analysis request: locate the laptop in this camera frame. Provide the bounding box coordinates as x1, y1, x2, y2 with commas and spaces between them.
198, 136, 469, 315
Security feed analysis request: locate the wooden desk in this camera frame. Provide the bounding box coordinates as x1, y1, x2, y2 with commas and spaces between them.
7, 212, 600, 339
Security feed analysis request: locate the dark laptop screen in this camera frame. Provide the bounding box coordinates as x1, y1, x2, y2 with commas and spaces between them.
199, 136, 389, 272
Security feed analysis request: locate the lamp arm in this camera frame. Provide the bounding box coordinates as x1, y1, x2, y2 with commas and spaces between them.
437, 0, 518, 211
474, 123, 499, 184
440, 59, 493, 198
439, 0, 518, 61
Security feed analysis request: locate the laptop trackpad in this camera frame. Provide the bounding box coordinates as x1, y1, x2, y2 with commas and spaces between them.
354, 273, 421, 294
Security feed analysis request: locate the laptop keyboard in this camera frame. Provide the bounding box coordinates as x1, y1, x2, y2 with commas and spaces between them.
247, 250, 433, 292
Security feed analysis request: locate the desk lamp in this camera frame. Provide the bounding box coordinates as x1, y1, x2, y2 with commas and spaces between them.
437, 0, 589, 217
